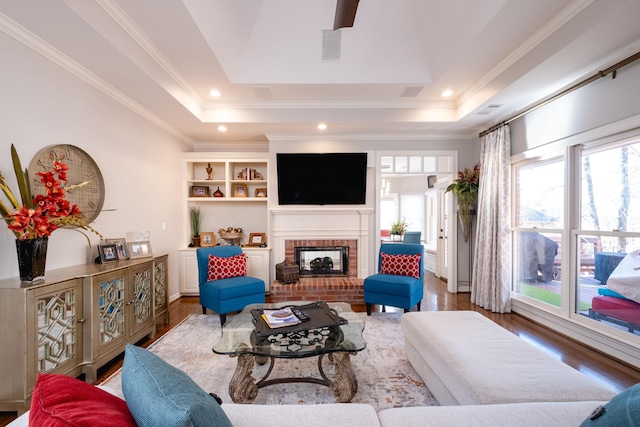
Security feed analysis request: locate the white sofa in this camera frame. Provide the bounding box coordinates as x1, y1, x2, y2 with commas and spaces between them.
6, 399, 608, 427
9, 311, 619, 427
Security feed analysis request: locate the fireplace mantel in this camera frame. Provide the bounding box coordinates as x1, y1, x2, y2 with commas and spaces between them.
270, 207, 373, 278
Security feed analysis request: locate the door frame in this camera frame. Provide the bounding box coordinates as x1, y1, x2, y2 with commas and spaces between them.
374, 151, 457, 293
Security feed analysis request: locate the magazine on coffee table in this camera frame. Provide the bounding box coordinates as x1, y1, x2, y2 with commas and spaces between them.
251, 301, 348, 337
261, 308, 301, 328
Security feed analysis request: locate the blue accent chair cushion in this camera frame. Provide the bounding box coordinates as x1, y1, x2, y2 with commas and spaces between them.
196, 246, 265, 325
122, 344, 233, 427
364, 243, 424, 314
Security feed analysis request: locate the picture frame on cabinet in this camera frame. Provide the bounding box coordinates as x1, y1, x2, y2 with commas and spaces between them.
98, 244, 119, 263
191, 185, 210, 197
128, 241, 153, 259
233, 184, 247, 197
200, 232, 215, 247
248, 232, 266, 246
105, 238, 129, 259
254, 187, 267, 197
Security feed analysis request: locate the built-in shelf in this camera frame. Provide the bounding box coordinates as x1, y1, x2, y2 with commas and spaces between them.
181, 154, 271, 294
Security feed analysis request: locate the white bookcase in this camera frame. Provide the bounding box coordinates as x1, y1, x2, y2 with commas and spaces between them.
180, 153, 271, 295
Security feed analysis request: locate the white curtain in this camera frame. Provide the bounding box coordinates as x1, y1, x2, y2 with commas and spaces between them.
471, 125, 512, 313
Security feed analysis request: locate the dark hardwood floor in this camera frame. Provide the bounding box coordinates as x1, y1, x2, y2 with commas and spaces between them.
2, 272, 639, 426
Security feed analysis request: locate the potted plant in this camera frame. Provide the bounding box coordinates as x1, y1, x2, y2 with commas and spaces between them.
1, 144, 100, 281
445, 164, 479, 242
390, 218, 409, 241
190, 206, 201, 247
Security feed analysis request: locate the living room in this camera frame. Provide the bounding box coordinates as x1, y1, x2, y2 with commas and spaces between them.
1, 1, 640, 425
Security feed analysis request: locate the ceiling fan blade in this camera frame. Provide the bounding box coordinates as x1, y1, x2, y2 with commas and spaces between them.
333, 0, 359, 30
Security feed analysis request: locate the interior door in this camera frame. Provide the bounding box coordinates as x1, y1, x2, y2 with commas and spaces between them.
436, 179, 450, 281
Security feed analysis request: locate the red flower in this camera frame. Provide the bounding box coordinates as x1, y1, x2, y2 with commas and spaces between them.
8, 161, 85, 240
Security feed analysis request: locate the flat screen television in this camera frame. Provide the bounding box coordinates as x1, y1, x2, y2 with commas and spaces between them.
276, 153, 367, 205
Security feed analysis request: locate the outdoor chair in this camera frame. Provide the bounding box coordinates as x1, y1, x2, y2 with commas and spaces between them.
403, 231, 421, 244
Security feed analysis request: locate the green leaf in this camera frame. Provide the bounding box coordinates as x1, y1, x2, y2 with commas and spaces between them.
10, 144, 34, 209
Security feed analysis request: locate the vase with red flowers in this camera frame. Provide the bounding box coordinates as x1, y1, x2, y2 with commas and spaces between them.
1, 145, 100, 282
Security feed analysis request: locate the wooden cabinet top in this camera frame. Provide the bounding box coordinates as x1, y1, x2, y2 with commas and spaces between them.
0, 255, 166, 291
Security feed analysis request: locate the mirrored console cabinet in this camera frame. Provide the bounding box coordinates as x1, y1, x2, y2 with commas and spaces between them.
0, 254, 168, 415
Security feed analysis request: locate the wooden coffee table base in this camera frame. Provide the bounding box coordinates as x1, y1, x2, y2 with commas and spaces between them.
228, 351, 358, 404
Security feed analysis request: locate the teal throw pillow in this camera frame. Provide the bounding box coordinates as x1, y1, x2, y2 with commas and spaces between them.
122, 344, 233, 427
580, 382, 640, 426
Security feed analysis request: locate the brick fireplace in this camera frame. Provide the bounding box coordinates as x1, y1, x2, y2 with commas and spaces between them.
285, 239, 358, 277
268, 239, 363, 304
268, 208, 373, 304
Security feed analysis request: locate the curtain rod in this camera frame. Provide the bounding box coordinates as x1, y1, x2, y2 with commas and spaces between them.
479, 50, 640, 138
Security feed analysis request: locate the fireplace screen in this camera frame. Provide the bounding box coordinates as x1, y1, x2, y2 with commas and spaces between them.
295, 246, 349, 277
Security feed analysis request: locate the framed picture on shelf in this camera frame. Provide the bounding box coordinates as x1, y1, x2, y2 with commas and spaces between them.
233, 184, 248, 197
248, 232, 266, 246
191, 186, 210, 197
98, 244, 119, 263
200, 232, 215, 247
128, 241, 153, 259
254, 187, 267, 197
105, 238, 129, 259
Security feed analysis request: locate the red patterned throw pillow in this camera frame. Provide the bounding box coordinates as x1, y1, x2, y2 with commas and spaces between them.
380, 253, 421, 279
207, 254, 247, 281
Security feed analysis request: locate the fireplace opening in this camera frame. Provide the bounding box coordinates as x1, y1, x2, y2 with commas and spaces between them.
295, 246, 349, 277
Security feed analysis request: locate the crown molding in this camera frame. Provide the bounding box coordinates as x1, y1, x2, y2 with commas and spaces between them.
95, 0, 204, 110
265, 133, 475, 142
457, 0, 594, 108
0, 11, 192, 145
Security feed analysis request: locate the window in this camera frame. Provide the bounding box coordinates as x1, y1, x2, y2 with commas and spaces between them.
581, 141, 640, 233
512, 137, 640, 337
576, 139, 640, 335
400, 193, 425, 239
513, 158, 564, 307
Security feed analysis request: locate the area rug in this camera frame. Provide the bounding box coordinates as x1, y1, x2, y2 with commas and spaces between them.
101, 312, 438, 411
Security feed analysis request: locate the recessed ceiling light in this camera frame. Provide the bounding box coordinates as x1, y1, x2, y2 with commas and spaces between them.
441, 89, 453, 97
209, 89, 221, 97
317, 123, 327, 130
217, 125, 227, 132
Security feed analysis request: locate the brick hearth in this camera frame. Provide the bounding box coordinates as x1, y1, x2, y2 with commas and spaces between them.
267, 277, 364, 304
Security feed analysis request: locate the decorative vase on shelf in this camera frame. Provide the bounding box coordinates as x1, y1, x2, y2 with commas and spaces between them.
15, 237, 48, 282
206, 163, 213, 180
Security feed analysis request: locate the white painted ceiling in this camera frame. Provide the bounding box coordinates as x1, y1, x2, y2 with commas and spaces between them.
1, 0, 640, 146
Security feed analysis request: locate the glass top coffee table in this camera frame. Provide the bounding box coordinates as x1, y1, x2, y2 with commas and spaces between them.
213, 301, 366, 403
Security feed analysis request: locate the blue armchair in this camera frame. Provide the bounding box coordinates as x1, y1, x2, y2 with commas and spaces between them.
196, 246, 265, 326
364, 243, 424, 315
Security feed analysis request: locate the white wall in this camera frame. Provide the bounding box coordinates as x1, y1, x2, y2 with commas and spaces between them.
0, 27, 189, 299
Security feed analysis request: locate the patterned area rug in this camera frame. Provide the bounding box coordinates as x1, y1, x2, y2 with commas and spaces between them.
101, 312, 438, 411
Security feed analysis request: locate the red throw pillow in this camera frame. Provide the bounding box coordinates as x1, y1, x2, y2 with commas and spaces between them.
29, 373, 136, 427
380, 253, 421, 279
207, 253, 247, 281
